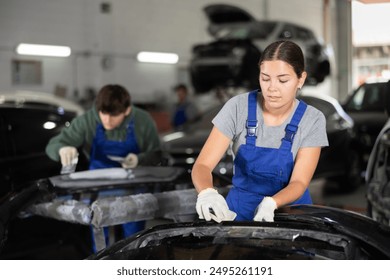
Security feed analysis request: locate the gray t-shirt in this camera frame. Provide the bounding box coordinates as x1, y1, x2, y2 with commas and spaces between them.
212, 91, 329, 160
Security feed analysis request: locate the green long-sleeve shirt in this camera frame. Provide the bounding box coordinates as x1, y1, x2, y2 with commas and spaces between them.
45, 105, 162, 165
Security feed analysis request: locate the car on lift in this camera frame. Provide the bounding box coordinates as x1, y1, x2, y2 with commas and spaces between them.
88, 204, 390, 260
190, 4, 331, 93
342, 79, 390, 167
162, 92, 361, 192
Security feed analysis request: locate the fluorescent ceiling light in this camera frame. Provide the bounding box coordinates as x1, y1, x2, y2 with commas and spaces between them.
16, 43, 71, 57
137, 51, 178, 64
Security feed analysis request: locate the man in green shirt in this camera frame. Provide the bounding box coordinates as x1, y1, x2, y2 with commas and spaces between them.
46, 84, 162, 169
46, 84, 162, 251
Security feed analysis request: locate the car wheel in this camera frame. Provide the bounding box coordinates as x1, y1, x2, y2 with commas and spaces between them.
337, 149, 362, 193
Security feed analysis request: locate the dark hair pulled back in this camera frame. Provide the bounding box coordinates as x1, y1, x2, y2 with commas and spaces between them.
258, 40, 305, 78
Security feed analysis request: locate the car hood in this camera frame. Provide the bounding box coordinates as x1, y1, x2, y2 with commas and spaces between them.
203, 4, 255, 38
89, 205, 390, 260
0, 90, 84, 116
161, 129, 210, 154
204, 4, 255, 24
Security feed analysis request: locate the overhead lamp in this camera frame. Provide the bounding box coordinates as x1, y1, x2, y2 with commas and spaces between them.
16, 43, 71, 57
136, 51, 178, 64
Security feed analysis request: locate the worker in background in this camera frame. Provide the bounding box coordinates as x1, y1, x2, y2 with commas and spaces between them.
46, 84, 162, 251
192, 40, 329, 223
171, 84, 199, 130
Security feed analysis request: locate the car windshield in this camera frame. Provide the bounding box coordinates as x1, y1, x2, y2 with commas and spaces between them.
344, 82, 387, 112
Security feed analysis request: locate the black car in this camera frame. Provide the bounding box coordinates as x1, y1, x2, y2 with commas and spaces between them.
162, 92, 361, 192
0, 166, 189, 259
0, 91, 87, 197
342, 79, 390, 166
88, 204, 390, 260
2, 169, 389, 260
190, 4, 331, 93
365, 118, 390, 227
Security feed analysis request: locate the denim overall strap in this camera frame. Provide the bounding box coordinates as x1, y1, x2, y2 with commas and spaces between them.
279, 100, 307, 155
89, 119, 140, 170
245, 90, 259, 146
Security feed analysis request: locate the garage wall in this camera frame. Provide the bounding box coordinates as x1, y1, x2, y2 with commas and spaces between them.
0, 0, 327, 104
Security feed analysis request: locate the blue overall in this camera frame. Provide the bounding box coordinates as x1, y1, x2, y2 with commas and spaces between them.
89, 120, 145, 250
226, 90, 312, 221
173, 104, 187, 128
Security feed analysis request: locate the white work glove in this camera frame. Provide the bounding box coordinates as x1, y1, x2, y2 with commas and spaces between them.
253, 197, 277, 222
196, 188, 237, 223
59, 146, 78, 166
122, 153, 138, 168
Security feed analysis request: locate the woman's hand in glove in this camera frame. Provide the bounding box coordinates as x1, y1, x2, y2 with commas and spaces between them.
253, 197, 277, 222
122, 153, 138, 168
196, 188, 237, 223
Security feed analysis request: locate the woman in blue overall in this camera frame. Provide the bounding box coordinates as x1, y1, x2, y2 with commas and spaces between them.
192, 40, 329, 222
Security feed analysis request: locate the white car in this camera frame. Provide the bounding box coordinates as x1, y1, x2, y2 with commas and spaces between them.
0, 90, 84, 116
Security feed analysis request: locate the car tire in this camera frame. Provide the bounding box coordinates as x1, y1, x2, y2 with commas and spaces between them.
337, 149, 362, 193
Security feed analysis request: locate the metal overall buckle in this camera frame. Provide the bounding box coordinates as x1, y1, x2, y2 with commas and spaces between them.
284, 124, 298, 142
246, 120, 258, 137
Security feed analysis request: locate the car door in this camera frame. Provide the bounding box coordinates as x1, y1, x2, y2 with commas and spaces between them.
0, 105, 77, 196
343, 82, 389, 158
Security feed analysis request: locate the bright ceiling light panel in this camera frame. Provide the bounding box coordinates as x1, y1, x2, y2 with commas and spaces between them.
16, 43, 71, 57
137, 51, 179, 64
